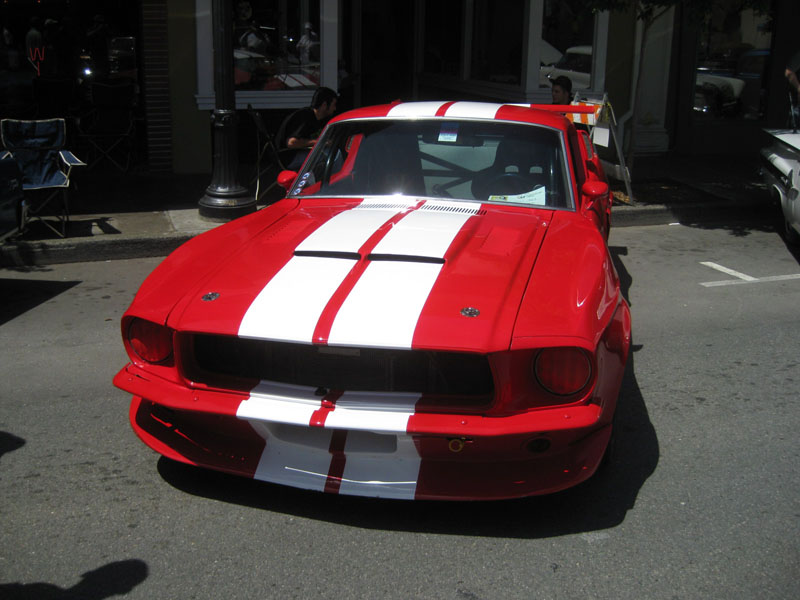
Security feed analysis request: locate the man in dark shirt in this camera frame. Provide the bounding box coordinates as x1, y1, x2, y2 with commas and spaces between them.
550, 75, 572, 105
278, 86, 338, 170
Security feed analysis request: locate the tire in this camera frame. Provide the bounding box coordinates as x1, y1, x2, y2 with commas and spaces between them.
785, 217, 800, 247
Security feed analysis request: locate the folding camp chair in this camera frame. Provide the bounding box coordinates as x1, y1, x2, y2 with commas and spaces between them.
247, 105, 295, 202
80, 80, 137, 172
0, 118, 85, 237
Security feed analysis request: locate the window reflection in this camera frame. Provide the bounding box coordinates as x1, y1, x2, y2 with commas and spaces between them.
540, 0, 595, 89
470, 0, 523, 85
423, 0, 462, 76
693, 1, 773, 120
233, 0, 321, 91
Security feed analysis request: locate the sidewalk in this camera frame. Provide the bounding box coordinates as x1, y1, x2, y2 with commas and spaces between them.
0, 155, 774, 267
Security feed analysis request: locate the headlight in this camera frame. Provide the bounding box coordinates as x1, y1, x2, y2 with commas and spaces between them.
127, 318, 173, 364
533, 347, 592, 396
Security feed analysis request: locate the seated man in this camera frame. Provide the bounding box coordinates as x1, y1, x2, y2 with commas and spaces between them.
550, 75, 572, 105
277, 86, 338, 171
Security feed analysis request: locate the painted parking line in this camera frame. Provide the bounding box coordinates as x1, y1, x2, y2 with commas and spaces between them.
700, 262, 757, 281
700, 261, 800, 287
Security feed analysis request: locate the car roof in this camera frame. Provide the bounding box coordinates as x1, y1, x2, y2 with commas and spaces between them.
328, 101, 572, 132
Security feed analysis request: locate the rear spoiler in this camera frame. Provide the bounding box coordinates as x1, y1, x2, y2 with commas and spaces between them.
515, 103, 601, 126
513, 100, 634, 202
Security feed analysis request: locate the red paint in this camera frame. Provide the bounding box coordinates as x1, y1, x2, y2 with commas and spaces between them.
115, 101, 630, 500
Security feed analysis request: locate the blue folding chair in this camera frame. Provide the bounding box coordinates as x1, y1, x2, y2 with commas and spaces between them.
0, 118, 85, 237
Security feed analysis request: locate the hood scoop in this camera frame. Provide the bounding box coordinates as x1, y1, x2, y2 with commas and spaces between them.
293, 250, 360, 260
418, 203, 486, 216
367, 253, 445, 264
293, 249, 444, 264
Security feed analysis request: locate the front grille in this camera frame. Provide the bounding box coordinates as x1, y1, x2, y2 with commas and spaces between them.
186, 334, 494, 405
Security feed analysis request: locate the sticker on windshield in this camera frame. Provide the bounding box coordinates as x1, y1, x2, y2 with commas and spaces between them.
489, 185, 547, 206
438, 123, 459, 143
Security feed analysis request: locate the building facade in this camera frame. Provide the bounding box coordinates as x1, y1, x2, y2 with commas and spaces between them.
2, 1, 797, 176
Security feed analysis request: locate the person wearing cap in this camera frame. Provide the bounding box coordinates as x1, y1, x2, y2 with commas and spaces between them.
277, 86, 338, 170
550, 75, 572, 105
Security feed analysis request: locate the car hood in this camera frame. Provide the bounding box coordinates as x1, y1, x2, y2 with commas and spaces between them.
164, 197, 554, 353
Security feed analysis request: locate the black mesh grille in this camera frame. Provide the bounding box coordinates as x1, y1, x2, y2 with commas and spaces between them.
186, 334, 494, 402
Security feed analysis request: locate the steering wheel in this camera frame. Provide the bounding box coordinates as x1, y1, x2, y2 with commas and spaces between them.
484, 173, 533, 196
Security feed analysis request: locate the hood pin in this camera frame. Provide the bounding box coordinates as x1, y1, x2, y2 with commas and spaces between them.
460, 307, 480, 318
201, 292, 220, 302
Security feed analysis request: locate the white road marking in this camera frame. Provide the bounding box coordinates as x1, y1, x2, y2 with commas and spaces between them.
701, 273, 800, 287
700, 261, 757, 281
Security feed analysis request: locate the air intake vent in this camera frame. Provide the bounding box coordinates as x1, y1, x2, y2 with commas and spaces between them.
419, 202, 484, 215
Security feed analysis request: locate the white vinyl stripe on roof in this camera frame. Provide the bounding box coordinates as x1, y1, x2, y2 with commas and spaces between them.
387, 101, 450, 117
443, 102, 502, 119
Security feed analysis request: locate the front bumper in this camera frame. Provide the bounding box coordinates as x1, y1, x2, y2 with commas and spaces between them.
116, 364, 611, 500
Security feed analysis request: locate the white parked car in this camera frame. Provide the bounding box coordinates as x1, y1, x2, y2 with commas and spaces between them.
761, 129, 800, 244
539, 45, 592, 90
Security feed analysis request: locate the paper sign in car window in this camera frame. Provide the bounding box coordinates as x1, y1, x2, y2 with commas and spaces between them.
489, 186, 547, 206
438, 123, 459, 143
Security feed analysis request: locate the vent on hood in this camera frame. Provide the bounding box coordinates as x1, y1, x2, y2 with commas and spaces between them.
419, 204, 486, 216
293, 250, 361, 260
366, 253, 445, 264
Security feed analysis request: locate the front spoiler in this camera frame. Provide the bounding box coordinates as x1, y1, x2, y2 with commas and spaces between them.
116, 364, 611, 500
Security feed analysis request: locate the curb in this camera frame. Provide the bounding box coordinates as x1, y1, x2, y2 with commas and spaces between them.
0, 233, 194, 267
1, 198, 773, 267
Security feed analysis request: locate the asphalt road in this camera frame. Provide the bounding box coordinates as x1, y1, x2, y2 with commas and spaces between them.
1, 216, 798, 599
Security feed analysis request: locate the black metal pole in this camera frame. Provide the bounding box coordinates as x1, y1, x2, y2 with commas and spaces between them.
198, 0, 256, 220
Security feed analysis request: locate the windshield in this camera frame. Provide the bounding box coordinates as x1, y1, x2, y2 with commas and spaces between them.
288, 119, 573, 209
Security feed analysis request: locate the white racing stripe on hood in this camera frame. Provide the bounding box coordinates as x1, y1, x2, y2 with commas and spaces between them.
328, 205, 475, 348
372, 201, 478, 257
238, 198, 414, 342
297, 198, 415, 253
238, 255, 356, 342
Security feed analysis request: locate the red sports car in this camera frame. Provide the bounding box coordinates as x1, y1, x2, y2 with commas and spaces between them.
114, 101, 630, 500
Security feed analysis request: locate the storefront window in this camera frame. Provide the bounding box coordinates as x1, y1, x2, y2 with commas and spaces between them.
233, 0, 321, 91
470, 0, 523, 85
539, 0, 595, 90
693, 1, 773, 120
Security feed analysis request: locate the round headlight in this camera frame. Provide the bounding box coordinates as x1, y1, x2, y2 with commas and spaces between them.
534, 347, 592, 396
127, 318, 173, 364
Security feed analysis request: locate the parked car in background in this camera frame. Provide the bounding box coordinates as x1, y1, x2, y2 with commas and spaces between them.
540, 45, 592, 89
115, 101, 630, 500
761, 129, 800, 245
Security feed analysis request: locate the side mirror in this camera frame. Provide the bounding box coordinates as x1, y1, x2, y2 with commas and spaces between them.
277, 170, 299, 192
581, 180, 609, 210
